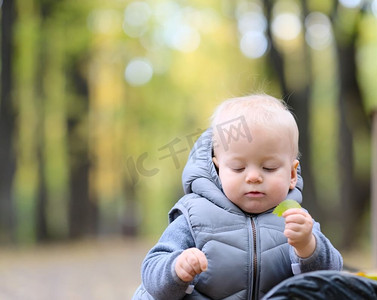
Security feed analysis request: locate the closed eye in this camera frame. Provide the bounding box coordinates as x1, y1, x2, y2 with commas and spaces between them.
232, 168, 245, 173
263, 167, 277, 172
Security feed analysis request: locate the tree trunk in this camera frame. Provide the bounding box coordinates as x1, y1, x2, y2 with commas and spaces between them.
336, 42, 370, 249
36, 129, 49, 241
0, 0, 16, 243
68, 66, 98, 238
264, 0, 318, 218
371, 111, 377, 268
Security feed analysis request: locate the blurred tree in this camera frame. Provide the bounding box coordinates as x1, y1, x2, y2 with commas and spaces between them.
35, 0, 69, 241
13, 0, 41, 243
12, 0, 95, 242
264, 0, 318, 219
0, 0, 374, 253
62, 1, 98, 239
37, 0, 97, 240
261, 0, 371, 249
331, 2, 371, 249
67, 64, 97, 239
0, 0, 16, 243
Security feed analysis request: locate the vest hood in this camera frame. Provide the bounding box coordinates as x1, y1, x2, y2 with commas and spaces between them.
182, 128, 220, 193
181, 128, 244, 213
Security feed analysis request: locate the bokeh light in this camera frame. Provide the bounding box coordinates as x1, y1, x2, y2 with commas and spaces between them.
240, 31, 269, 59
123, 1, 152, 37
125, 58, 153, 86
236, 2, 268, 59
272, 12, 302, 41
162, 16, 201, 52
372, 0, 377, 17
123, 1, 203, 53
305, 12, 333, 50
339, 0, 363, 9
238, 11, 267, 36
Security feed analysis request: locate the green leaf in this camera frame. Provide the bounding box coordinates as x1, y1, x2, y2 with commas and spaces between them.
272, 199, 302, 217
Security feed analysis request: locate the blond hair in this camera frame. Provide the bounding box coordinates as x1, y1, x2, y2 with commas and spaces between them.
211, 94, 299, 158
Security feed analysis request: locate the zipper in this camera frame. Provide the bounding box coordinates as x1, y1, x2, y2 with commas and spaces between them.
250, 217, 258, 299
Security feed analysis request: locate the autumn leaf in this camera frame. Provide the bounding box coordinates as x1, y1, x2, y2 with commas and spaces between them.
272, 199, 302, 217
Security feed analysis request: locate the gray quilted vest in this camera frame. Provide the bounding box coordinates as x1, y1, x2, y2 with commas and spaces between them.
169, 191, 294, 300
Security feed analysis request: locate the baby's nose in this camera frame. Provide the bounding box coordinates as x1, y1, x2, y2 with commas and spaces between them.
245, 169, 262, 183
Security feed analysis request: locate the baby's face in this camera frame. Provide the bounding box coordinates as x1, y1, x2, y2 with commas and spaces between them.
213, 124, 298, 214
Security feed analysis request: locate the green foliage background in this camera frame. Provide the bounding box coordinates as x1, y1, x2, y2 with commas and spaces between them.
2, 0, 377, 255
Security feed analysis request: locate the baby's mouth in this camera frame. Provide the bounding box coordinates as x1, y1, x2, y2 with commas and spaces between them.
245, 191, 265, 198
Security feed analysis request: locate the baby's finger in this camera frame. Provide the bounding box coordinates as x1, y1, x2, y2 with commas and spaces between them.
190, 248, 208, 272
197, 250, 208, 272
282, 208, 304, 218
284, 221, 302, 232
176, 265, 195, 282
284, 214, 306, 226
184, 253, 201, 275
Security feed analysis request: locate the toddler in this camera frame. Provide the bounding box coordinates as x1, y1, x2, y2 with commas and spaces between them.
133, 94, 343, 299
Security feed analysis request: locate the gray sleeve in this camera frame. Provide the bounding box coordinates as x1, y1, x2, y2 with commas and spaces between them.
289, 221, 343, 274
141, 214, 196, 300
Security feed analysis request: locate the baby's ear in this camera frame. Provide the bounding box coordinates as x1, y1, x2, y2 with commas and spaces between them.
290, 160, 299, 189
212, 156, 219, 168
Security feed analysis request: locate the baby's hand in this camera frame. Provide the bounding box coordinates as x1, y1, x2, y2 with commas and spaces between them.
282, 208, 316, 258
175, 248, 208, 282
